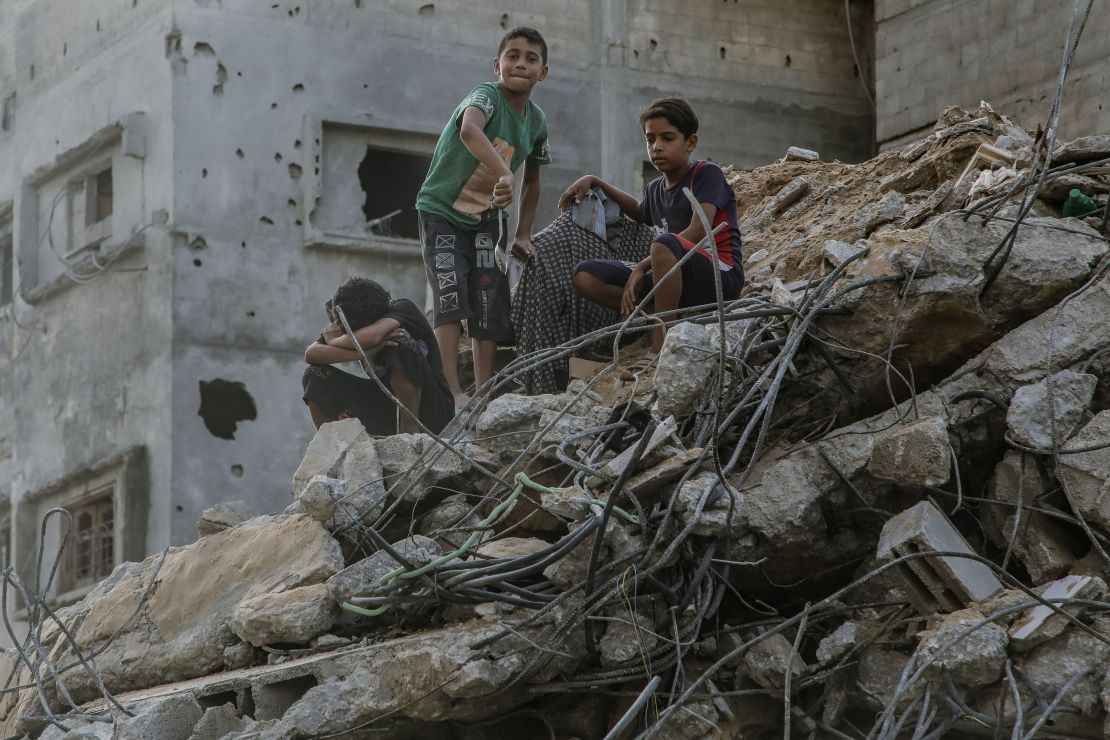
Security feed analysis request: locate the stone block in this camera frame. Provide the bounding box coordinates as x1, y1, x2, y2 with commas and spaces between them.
654, 321, 716, 419
327, 535, 443, 605
229, 583, 337, 647
196, 500, 254, 537
1006, 369, 1097, 450
291, 418, 385, 501
876, 501, 1003, 614
741, 632, 806, 691
918, 610, 1008, 686
867, 416, 951, 487
375, 433, 472, 501
1056, 410, 1110, 531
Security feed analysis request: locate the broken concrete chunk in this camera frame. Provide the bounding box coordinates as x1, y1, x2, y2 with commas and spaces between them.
1019, 622, 1110, 718
855, 190, 905, 236
326, 535, 443, 605
116, 694, 204, 740
741, 632, 806, 691
476, 537, 547, 559
784, 146, 819, 162
816, 621, 861, 664
1053, 134, 1110, 165
983, 452, 1072, 584
654, 321, 715, 419
745, 247, 769, 263
918, 611, 1008, 686
375, 432, 472, 500
295, 474, 387, 532
876, 501, 1002, 614
190, 702, 248, 740
291, 418, 382, 497
822, 239, 864, 268
196, 500, 255, 537
599, 611, 658, 667
1055, 410, 1110, 531
543, 520, 605, 591
653, 700, 719, 740
419, 497, 485, 550
741, 175, 812, 236
1005, 369, 1097, 450
1009, 575, 1107, 651
229, 583, 336, 647
45, 515, 343, 708
866, 416, 950, 487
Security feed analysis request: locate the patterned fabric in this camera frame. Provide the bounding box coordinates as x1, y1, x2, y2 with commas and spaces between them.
511, 212, 654, 394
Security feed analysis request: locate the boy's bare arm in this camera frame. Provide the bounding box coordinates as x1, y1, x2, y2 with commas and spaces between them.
558, 175, 644, 222
304, 342, 361, 365
329, 317, 402, 351
512, 158, 542, 259
459, 106, 514, 208
676, 203, 717, 249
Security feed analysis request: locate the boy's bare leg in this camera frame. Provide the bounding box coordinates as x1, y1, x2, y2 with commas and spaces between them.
648, 241, 682, 353
434, 321, 470, 409
473, 338, 497, 394
390, 370, 422, 433
307, 401, 335, 430
572, 271, 623, 310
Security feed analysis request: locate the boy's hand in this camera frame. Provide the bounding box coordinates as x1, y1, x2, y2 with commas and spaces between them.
511, 236, 536, 263
559, 175, 598, 211
491, 173, 514, 209
620, 267, 644, 314
321, 322, 343, 342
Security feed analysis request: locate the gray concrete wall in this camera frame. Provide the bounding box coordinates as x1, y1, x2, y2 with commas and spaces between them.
0, 0, 176, 599
875, 0, 1110, 148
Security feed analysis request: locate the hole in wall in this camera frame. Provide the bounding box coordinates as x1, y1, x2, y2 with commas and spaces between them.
288, 163, 302, 179
271, 102, 278, 110
649, 39, 657, 50
294, 140, 302, 149
246, 310, 255, 318
292, 83, 304, 93
202, 168, 208, 178
198, 379, 257, 440
63, 43, 67, 56
194, 42, 216, 56
230, 464, 244, 477
719, 46, 726, 59
236, 148, 245, 158
275, 152, 283, 162
785, 54, 792, 67
260, 216, 274, 225
241, 241, 247, 248
176, 505, 184, 512
193, 258, 203, 267
500, 13, 508, 29
418, 3, 434, 16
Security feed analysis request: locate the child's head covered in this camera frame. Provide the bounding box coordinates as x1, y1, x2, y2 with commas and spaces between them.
498, 26, 547, 65
331, 277, 391, 330
639, 97, 699, 139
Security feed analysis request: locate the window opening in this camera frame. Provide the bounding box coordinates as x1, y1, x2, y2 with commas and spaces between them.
87, 167, 114, 226
357, 147, 430, 241
59, 490, 115, 594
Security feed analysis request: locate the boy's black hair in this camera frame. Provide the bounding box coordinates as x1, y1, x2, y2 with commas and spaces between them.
639, 97, 699, 139
331, 277, 391, 330
498, 26, 547, 65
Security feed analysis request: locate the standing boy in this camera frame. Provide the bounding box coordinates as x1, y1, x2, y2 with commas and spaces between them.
559, 98, 743, 354
416, 27, 551, 409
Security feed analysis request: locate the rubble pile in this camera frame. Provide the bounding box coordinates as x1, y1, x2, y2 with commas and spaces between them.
3, 103, 1110, 739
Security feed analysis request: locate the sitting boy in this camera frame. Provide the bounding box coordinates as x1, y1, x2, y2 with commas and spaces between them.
415, 26, 552, 409
559, 97, 743, 353
303, 277, 454, 435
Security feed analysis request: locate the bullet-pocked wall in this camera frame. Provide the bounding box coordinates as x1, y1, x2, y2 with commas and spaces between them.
875, 0, 1110, 149
0, 0, 176, 606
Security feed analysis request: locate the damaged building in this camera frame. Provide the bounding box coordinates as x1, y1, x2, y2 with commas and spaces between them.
0, 0, 874, 614
1, 0, 1110, 739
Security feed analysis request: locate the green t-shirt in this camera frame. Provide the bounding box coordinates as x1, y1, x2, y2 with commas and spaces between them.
416, 82, 551, 228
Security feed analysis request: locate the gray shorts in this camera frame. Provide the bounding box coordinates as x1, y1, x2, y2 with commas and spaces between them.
418, 210, 514, 343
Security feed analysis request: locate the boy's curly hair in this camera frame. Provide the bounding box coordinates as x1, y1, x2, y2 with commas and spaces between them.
639, 97, 699, 139
498, 26, 547, 65
331, 277, 391, 330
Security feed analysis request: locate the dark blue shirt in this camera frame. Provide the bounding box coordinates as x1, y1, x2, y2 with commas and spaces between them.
638, 160, 743, 269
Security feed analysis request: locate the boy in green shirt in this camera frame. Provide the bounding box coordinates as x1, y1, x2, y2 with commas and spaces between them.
416, 27, 551, 409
